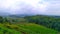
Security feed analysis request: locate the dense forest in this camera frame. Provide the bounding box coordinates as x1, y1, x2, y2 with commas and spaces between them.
0, 15, 60, 34
24, 15, 60, 31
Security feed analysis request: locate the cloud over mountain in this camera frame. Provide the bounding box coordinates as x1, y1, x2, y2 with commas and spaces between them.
0, 0, 60, 16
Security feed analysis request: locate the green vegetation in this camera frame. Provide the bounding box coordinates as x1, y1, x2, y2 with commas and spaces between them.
0, 23, 22, 34
0, 15, 59, 34
0, 23, 57, 34
24, 15, 60, 31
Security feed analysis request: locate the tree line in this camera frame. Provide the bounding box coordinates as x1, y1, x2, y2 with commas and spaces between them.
24, 15, 60, 31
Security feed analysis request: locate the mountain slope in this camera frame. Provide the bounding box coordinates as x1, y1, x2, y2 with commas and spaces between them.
0, 23, 58, 34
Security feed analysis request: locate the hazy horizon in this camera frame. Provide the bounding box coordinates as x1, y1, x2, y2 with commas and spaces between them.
0, 0, 60, 16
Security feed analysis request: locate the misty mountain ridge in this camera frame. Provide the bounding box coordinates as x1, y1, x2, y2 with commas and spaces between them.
0, 12, 10, 16
0, 12, 60, 18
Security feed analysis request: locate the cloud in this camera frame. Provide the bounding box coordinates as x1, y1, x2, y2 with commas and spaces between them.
0, 0, 60, 16
0, 0, 49, 14
43, 0, 60, 16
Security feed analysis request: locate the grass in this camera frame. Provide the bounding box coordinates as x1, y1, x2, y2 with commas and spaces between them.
0, 23, 58, 34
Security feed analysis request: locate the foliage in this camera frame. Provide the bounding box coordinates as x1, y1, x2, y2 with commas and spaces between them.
0, 15, 59, 34
0, 23, 57, 34
24, 15, 60, 31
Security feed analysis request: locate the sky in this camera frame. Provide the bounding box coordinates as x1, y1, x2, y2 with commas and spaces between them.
0, 0, 60, 16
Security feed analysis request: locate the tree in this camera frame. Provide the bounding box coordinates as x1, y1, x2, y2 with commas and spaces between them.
0, 16, 4, 23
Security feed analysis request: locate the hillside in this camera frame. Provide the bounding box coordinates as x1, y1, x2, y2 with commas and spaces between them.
0, 15, 59, 34
0, 23, 57, 34
24, 15, 60, 31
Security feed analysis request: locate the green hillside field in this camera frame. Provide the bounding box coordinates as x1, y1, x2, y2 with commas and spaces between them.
0, 23, 58, 34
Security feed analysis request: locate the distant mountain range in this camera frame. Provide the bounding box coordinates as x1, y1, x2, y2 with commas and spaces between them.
9, 14, 34, 18
0, 12, 60, 18
0, 12, 10, 17
0, 12, 36, 17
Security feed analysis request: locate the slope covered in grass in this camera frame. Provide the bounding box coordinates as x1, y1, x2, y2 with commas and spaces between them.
0, 23, 58, 34
0, 23, 22, 34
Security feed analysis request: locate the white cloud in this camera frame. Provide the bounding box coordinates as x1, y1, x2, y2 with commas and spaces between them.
1, 0, 60, 16
43, 0, 60, 16
0, 0, 49, 14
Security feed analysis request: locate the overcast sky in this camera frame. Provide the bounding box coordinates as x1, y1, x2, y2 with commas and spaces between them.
0, 0, 60, 15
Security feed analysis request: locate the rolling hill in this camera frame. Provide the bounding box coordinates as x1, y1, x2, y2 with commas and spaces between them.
0, 23, 58, 34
